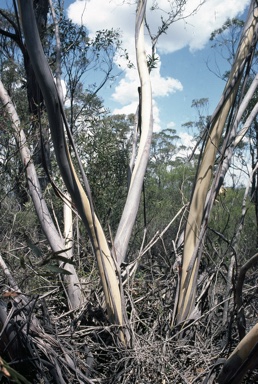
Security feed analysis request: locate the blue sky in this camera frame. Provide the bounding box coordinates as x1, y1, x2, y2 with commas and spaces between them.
66, 0, 250, 145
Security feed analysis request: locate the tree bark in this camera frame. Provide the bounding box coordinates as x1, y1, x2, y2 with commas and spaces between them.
0, 79, 83, 309
176, 0, 258, 323
114, 0, 153, 265
218, 322, 258, 383
18, 0, 128, 341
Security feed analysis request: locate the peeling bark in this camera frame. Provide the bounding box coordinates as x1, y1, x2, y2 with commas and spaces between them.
218, 323, 258, 383
17, 0, 128, 341
176, 0, 258, 323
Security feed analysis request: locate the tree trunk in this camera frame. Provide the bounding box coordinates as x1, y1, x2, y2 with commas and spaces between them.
18, 0, 128, 342
114, 0, 153, 266
218, 322, 258, 383
0, 79, 84, 310
176, 0, 258, 323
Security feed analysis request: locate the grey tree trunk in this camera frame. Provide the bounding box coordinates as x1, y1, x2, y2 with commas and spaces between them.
0, 79, 83, 309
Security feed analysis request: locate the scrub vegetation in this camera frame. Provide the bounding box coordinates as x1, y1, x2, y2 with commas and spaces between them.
0, 1, 258, 383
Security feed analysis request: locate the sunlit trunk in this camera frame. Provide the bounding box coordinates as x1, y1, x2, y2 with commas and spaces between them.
176, 0, 258, 323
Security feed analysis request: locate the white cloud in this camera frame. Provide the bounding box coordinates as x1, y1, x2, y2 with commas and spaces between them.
67, 0, 184, 119
113, 101, 138, 116
67, 0, 249, 126
67, 0, 134, 41
112, 75, 138, 105
173, 132, 198, 159
152, 100, 161, 132
179, 132, 196, 148
68, 0, 250, 55
151, 59, 183, 97
112, 57, 183, 105
144, 0, 250, 53
167, 121, 176, 129
68, 0, 250, 54
113, 98, 161, 132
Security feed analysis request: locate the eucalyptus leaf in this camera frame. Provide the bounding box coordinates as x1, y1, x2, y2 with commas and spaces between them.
53, 247, 72, 256
52, 255, 75, 265
44, 265, 73, 275
25, 236, 43, 258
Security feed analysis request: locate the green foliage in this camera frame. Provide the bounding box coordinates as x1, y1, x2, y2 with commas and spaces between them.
1, 2, 258, 383
43, 264, 73, 275
145, 161, 194, 231
208, 187, 257, 264
76, 113, 133, 231
210, 18, 245, 43
209, 17, 245, 79
182, 97, 210, 140
147, 53, 159, 71
0, 356, 31, 384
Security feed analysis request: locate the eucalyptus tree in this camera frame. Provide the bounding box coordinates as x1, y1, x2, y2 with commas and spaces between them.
0, 0, 127, 293
0, 2, 89, 309
175, 0, 258, 324
2, 0, 258, 382
172, 3, 258, 381
0, 0, 155, 347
